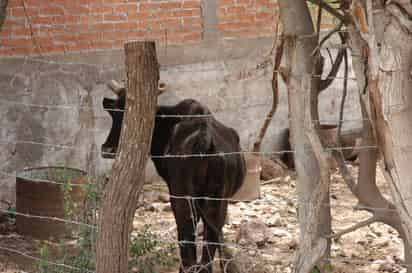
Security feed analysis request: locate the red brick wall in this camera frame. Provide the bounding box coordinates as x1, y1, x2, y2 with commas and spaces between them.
0, 0, 203, 55
218, 0, 277, 38
0, 0, 328, 56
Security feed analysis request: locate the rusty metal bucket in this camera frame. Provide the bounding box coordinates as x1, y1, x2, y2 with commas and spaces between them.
232, 154, 262, 202
16, 166, 87, 240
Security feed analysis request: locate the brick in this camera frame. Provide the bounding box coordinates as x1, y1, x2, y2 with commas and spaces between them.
182, 32, 201, 42
139, 20, 161, 29
128, 12, 152, 20
7, 1, 24, 8
78, 32, 102, 42
90, 5, 113, 14
114, 21, 139, 30
0, 48, 33, 55
139, 3, 161, 12
65, 24, 91, 33
219, 0, 234, 6
172, 9, 201, 17
10, 7, 39, 17
103, 13, 127, 22
12, 27, 32, 37
90, 23, 115, 31
157, 11, 175, 19
65, 5, 90, 15
31, 16, 50, 24
121, 30, 145, 40
79, 14, 103, 23
54, 15, 80, 24
160, 2, 181, 10
39, 6, 65, 15
160, 19, 182, 29
114, 4, 138, 13
54, 34, 77, 44
226, 6, 246, 14
89, 40, 115, 49
182, 1, 200, 9
255, 12, 273, 20
1, 38, 32, 47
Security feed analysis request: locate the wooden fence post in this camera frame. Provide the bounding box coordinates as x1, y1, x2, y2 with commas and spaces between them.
96, 41, 159, 273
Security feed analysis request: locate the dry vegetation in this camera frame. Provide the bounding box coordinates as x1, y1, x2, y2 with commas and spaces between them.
0, 164, 405, 273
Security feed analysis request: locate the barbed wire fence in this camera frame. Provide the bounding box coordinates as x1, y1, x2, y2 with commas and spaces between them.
0, 8, 407, 273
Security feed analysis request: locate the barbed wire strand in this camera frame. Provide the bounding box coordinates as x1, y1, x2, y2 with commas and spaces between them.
0, 208, 96, 229
0, 138, 378, 158
0, 245, 94, 272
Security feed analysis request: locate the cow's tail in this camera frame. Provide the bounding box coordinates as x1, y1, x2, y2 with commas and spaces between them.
189, 120, 213, 155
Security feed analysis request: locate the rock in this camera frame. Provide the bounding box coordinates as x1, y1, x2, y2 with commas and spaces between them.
247, 249, 257, 256
157, 192, 169, 203
271, 228, 292, 238
287, 238, 298, 249
264, 212, 282, 227
146, 203, 169, 212
260, 156, 285, 181
162, 203, 172, 212
236, 220, 270, 248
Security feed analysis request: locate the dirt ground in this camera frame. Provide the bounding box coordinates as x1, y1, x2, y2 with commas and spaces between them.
0, 163, 406, 273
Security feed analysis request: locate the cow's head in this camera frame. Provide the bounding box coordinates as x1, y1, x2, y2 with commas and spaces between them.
101, 81, 167, 159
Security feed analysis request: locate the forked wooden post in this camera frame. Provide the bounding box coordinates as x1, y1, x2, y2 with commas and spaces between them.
96, 41, 159, 273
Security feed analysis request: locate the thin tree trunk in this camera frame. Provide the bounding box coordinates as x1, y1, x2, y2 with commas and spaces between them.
278, 1, 331, 272
96, 41, 159, 273
0, 0, 8, 31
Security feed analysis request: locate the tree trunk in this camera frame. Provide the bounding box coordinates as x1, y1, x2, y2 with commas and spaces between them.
96, 41, 159, 273
278, 1, 331, 272
374, 2, 412, 270
0, 0, 7, 31
345, 1, 412, 271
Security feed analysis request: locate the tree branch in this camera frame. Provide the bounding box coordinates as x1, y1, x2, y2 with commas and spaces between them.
318, 27, 347, 92
252, 21, 284, 153
307, 0, 345, 21
328, 216, 378, 239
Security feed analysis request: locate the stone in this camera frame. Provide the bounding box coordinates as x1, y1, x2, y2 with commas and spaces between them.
260, 156, 285, 181
157, 193, 170, 203
264, 212, 282, 227
236, 220, 270, 248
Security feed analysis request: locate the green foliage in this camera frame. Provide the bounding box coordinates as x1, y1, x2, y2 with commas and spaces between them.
34, 171, 177, 273
6, 207, 16, 219
129, 225, 177, 273
35, 245, 52, 273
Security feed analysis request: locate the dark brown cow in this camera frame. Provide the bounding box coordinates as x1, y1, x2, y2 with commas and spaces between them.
101, 90, 246, 273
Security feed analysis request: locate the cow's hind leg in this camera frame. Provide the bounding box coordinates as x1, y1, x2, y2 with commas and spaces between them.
199, 200, 228, 273
170, 196, 200, 273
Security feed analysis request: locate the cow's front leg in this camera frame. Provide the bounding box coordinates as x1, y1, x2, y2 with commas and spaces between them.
170, 197, 200, 273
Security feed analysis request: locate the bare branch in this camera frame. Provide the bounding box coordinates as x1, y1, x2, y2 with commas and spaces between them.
328, 216, 378, 239
307, 0, 345, 21
252, 36, 284, 152
319, 49, 345, 91
337, 49, 349, 142
332, 150, 357, 192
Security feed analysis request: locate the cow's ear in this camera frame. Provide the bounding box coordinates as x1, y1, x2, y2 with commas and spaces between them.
103, 98, 116, 110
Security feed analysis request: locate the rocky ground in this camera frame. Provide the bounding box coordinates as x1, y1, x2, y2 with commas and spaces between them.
0, 163, 406, 273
